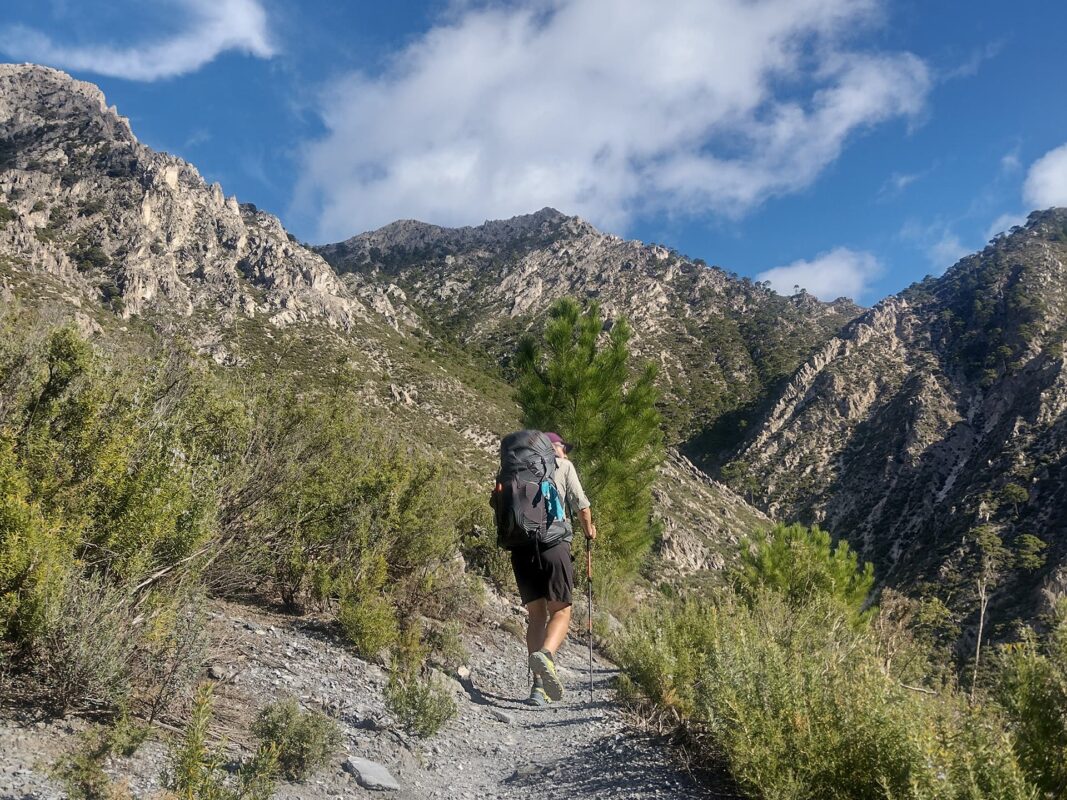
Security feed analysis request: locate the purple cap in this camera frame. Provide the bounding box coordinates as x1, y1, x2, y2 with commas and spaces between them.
545, 432, 573, 452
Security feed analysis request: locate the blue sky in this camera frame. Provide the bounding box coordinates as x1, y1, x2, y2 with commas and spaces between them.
3, 0, 1067, 305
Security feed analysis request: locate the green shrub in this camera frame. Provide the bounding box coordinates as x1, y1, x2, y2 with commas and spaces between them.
426, 620, 469, 670
163, 683, 278, 800
338, 588, 398, 658
131, 591, 209, 723
737, 522, 875, 623
459, 515, 515, 595
52, 724, 135, 800
225, 388, 467, 618
69, 242, 111, 271
0, 203, 16, 227
31, 574, 138, 712
616, 592, 1036, 800
251, 698, 342, 781
385, 625, 456, 737
385, 670, 457, 738
0, 326, 217, 711
995, 601, 1067, 796
51, 713, 147, 799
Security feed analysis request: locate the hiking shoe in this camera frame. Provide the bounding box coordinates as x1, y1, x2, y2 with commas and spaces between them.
528, 685, 551, 707
528, 649, 564, 701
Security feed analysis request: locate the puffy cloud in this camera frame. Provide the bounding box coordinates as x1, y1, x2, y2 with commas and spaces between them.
756, 247, 881, 301
1023, 143, 1067, 209
0, 0, 274, 81
295, 0, 930, 241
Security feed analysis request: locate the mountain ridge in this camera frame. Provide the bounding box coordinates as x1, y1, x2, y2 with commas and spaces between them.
725, 208, 1067, 621
318, 208, 863, 448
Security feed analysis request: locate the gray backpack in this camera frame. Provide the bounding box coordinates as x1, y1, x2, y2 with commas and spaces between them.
491, 430, 568, 550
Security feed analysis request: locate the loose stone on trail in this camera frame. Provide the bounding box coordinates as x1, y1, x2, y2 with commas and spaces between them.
343, 756, 401, 791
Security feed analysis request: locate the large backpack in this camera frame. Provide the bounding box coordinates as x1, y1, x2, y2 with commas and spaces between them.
491, 430, 568, 550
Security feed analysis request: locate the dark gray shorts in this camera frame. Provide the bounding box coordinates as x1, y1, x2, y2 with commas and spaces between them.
510, 541, 574, 605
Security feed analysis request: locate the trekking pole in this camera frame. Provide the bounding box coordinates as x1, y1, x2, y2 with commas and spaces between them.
586, 535, 594, 704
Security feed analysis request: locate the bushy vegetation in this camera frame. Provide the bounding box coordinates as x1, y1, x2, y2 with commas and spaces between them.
251, 698, 341, 781
384, 624, 457, 737
51, 715, 148, 800
994, 600, 1067, 798
616, 522, 1063, 799
738, 522, 875, 623
162, 683, 278, 800
0, 325, 216, 712
0, 309, 479, 731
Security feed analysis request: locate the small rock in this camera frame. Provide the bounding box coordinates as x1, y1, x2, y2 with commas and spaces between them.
456, 665, 471, 680
343, 756, 401, 791
490, 709, 514, 724
207, 664, 226, 680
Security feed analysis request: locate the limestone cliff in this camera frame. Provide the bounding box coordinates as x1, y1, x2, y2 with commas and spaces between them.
726, 210, 1067, 620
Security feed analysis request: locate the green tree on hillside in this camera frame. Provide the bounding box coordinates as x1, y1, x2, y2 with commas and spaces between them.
737, 522, 875, 624
514, 298, 664, 580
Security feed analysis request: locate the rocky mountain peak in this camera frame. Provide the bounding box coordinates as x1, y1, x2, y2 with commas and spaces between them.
318, 207, 863, 450
0, 63, 422, 333
319, 206, 602, 273
0, 63, 134, 146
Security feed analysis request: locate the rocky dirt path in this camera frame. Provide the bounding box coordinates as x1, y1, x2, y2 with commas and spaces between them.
0, 599, 737, 799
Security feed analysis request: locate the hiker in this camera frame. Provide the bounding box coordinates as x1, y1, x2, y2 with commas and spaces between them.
492, 430, 596, 706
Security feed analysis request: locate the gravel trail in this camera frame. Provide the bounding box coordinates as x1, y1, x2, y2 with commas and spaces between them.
0, 599, 737, 799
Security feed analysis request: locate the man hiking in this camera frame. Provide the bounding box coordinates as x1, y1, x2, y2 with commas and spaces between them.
493, 430, 596, 706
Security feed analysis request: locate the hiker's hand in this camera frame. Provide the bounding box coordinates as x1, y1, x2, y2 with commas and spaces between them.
585, 524, 597, 541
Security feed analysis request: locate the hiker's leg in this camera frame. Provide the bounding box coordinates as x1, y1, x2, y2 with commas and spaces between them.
526, 598, 549, 654
543, 600, 572, 655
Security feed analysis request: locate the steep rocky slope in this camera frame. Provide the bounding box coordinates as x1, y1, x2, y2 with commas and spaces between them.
0, 64, 404, 330
317, 212, 862, 451
725, 210, 1067, 621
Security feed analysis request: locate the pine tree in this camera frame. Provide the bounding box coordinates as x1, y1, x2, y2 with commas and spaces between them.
514, 298, 663, 579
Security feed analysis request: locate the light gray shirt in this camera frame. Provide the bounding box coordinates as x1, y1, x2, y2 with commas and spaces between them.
553, 457, 590, 516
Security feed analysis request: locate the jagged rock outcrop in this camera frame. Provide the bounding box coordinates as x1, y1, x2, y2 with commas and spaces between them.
317, 210, 862, 448
0, 64, 398, 330
653, 449, 771, 576
726, 210, 1067, 619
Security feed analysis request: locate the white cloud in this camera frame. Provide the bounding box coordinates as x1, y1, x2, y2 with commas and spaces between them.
756, 247, 881, 301
1023, 143, 1067, 209
0, 0, 274, 81
1000, 149, 1021, 173
878, 170, 923, 198
984, 212, 1026, 241
900, 219, 972, 271
294, 0, 930, 241
942, 40, 1002, 80
929, 231, 969, 267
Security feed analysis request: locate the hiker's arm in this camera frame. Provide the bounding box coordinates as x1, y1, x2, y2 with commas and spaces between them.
563, 462, 594, 538
578, 507, 596, 540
